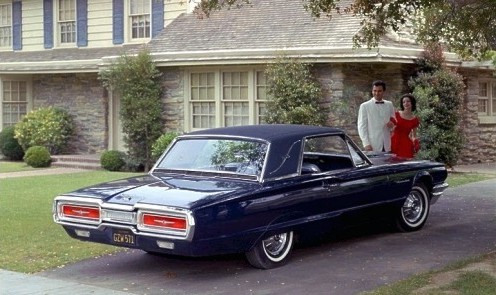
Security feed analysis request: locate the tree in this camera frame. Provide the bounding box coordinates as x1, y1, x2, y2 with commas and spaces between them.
99, 50, 164, 171
414, 0, 496, 59
264, 56, 328, 126
195, 0, 496, 59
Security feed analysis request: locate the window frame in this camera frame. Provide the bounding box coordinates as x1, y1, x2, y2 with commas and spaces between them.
0, 76, 32, 129
55, 0, 77, 46
0, 3, 12, 49
301, 134, 364, 174
255, 70, 268, 124
478, 80, 496, 124
222, 71, 250, 127
184, 67, 268, 132
127, 0, 151, 42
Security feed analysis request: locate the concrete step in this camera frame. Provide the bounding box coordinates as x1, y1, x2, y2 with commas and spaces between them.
51, 154, 102, 170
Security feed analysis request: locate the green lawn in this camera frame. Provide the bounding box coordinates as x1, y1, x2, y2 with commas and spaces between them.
0, 160, 36, 173
0, 169, 493, 275
446, 172, 496, 187
0, 170, 143, 273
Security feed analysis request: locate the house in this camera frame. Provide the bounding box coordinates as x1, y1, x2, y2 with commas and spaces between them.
1, 0, 495, 163
0, 0, 194, 153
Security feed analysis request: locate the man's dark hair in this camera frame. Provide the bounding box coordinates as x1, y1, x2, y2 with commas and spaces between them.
399, 94, 417, 112
372, 80, 386, 91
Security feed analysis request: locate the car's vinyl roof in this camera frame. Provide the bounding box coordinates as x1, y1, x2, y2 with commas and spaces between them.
175, 124, 347, 180
186, 124, 344, 141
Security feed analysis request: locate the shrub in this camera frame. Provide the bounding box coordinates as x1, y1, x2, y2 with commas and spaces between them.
14, 106, 74, 154
123, 157, 144, 172
409, 43, 465, 167
151, 132, 179, 160
0, 126, 24, 160
100, 150, 126, 171
264, 55, 328, 126
24, 146, 51, 168
329, 86, 369, 127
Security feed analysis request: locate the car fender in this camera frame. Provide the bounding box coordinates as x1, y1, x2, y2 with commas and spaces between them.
413, 170, 434, 194
245, 209, 311, 251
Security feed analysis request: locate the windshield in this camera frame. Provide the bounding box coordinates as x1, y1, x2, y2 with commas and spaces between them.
155, 138, 268, 177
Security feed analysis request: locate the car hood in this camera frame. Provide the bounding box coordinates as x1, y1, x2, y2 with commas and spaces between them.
65, 173, 261, 209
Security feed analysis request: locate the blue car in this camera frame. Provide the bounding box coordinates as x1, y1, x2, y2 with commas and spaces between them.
53, 124, 448, 269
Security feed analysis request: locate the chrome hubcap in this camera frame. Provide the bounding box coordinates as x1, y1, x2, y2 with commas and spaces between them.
263, 233, 288, 257
402, 192, 423, 223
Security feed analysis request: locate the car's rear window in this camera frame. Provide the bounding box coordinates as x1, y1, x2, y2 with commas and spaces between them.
155, 138, 268, 177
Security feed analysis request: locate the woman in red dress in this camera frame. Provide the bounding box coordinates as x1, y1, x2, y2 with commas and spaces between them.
391, 94, 420, 159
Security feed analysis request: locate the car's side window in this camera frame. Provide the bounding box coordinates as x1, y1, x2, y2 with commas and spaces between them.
346, 139, 369, 167
302, 135, 354, 173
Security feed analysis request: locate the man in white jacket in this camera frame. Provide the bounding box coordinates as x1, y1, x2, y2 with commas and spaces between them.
357, 80, 395, 152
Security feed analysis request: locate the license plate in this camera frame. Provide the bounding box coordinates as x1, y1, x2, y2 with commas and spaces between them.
112, 230, 135, 246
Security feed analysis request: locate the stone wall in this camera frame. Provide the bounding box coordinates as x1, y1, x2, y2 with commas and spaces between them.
459, 68, 496, 163
32, 73, 107, 154
342, 63, 417, 102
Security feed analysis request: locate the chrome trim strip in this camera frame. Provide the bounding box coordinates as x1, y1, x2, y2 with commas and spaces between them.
102, 209, 137, 223
136, 206, 195, 240
432, 182, 449, 196
431, 182, 448, 205
101, 203, 135, 211
55, 221, 195, 241
53, 197, 102, 225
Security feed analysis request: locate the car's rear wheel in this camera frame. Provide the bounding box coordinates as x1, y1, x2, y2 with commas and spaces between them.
396, 183, 430, 232
245, 231, 294, 269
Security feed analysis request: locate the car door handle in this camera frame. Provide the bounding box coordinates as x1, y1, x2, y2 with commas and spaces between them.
323, 180, 340, 190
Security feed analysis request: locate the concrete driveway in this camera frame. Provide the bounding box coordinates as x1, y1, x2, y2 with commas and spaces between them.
33, 178, 496, 295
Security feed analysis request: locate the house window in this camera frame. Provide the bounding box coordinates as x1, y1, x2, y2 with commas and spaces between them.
478, 82, 488, 114
57, 0, 76, 44
187, 69, 267, 131
493, 84, 496, 114
2, 80, 28, 128
129, 0, 150, 39
255, 71, 268, 123
0, 4, 12, 48
191, 72, 216, 129
478, 81, 496, 124
223, 72, 249, 126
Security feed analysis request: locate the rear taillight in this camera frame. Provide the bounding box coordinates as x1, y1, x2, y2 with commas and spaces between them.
61, 204, 100, 221
141, 213, 187, 230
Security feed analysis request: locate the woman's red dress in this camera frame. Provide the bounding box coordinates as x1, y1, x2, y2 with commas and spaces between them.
391, 111, 420, 158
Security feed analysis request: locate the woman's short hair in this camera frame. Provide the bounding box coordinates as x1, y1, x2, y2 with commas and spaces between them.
400, 94, 417, 111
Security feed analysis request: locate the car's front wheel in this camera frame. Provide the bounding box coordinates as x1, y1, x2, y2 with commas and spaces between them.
245, 231, 294, 269
396, 183, 430, 232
